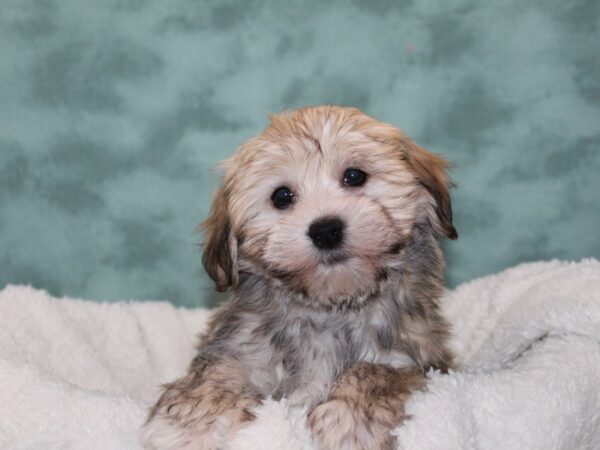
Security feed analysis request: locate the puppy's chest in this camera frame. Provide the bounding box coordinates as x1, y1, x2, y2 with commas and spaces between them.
253, 304, 414, 404
278, 310, 413, 368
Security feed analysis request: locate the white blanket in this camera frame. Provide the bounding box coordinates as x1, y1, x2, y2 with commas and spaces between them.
1, 260, 599, 449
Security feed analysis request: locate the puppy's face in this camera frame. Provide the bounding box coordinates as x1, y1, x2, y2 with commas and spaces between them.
202, 106, 456, 307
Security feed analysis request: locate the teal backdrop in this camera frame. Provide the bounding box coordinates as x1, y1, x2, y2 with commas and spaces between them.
1, 0, 599, 307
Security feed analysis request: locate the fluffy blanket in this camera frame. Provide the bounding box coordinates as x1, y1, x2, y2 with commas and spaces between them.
1, 260, 599, 449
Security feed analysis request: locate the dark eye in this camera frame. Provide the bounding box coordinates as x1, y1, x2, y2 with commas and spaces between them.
271, 186, 294, 209
343, 168, 367, 187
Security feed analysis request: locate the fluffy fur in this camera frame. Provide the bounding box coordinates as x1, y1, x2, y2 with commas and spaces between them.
141, 106, 457, 450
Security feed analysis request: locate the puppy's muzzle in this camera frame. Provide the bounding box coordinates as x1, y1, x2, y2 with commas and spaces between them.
308, 217, 344, 250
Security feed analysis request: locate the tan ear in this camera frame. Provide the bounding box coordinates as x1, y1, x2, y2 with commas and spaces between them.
403, 141, 458, 240
201, 187, 238, 291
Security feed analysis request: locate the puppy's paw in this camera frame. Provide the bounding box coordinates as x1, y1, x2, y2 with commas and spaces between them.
308, 398, 396, 450
140, 393, 257, 450
141, 360, 261, 450
308, 398, 363, 450
140, 413, 216, 450
308, 363, 426, 450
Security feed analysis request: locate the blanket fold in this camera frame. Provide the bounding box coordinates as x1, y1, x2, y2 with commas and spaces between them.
1, 260, 599, 449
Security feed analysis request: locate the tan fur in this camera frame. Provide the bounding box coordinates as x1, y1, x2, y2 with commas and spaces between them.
308, 363, 426, 450
202, 106, 455, 296
201, 188, 238, 292
142, 106, 456, 450
141, 358, 261, 450
402, 141, 457, 239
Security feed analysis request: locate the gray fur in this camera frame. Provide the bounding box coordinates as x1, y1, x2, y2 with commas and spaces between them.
142, 223, 453, 449
205, 222, 451, 406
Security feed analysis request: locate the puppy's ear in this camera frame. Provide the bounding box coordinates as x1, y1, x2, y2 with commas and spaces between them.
403, 140, 458, 240
201, 187, 238, 291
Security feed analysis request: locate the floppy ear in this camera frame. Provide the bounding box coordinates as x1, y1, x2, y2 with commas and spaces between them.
402, 140, 458, 240
201, 187, 238, 291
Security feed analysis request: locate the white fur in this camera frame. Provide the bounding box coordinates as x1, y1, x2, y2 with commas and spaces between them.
1, 259, 600, 449
228, 116, 424, 304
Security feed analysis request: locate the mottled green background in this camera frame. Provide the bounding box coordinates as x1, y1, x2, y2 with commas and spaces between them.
1, 0, 598, 307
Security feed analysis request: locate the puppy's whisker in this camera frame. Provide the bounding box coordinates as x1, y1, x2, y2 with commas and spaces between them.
318, 250, 349, 265
267, 268, 296, 283
387, 241, 405, 255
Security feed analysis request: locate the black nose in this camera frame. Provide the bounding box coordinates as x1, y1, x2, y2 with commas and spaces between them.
308, 217, 345, 250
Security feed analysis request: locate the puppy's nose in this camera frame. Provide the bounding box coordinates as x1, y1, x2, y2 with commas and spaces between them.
308, 217, 345, 250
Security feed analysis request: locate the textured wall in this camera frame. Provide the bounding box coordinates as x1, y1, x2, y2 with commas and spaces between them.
1, 0, 598, 307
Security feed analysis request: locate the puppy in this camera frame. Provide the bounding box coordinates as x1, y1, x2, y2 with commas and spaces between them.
141, 106, 457, 450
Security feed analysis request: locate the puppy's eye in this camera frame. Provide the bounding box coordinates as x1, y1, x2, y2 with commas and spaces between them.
271, 186, 294, 209
343, 168, 367, 187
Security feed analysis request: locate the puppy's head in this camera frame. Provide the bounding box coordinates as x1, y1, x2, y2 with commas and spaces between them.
202, 106, 456, 306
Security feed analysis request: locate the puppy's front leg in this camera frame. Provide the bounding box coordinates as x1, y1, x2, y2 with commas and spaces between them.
141, 357, 262, 450
308, 362, 426, 450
